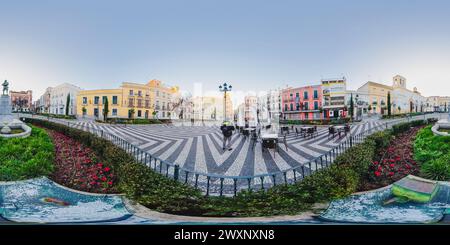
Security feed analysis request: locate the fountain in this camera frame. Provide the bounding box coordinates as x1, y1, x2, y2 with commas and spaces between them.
0, 80, 31, 138
431, 107, 450, 136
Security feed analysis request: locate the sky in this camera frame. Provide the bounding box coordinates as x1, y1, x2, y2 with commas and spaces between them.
1, 0, 450, 101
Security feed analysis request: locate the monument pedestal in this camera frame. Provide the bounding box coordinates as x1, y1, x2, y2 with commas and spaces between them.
0, 94, 31, 138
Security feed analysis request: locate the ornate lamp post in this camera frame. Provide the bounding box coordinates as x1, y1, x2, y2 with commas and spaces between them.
219, 82, 232, 121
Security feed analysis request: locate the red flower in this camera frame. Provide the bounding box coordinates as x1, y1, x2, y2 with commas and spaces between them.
373, 161, 379, 165
374, 171, 381, 177
97, 163, 103, 168
389, 164, 395, 168
388, 172, 394, 176
101, 176, 107, 182
104, 167, 111, 172
108, 181, 113, 185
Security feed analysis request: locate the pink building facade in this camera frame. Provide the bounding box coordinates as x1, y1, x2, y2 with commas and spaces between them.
281, 85, 323, 120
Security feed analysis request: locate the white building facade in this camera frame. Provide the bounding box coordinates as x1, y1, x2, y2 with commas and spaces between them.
49, 83, 82, 115
391, 75, 427, 114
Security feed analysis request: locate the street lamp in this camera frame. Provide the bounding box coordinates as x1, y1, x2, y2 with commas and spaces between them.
219, 82, 232, 122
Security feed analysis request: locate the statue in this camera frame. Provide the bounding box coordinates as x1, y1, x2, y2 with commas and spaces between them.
2, 80, 8, 96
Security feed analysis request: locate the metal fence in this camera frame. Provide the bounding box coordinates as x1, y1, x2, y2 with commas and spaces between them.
20, 113, 439, 196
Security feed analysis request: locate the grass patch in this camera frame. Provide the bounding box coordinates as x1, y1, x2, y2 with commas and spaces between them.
0, 126, 54, 181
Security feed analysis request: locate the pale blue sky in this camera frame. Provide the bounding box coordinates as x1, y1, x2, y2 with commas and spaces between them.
1, 0, 450, 99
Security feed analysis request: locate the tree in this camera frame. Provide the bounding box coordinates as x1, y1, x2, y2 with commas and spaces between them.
103, 96, 109, 122
82, 107, 87, 118
152, 110, 158, 119
129, 109, 135, 119
349, 93, 354, 121
368, 104, 372, 114
65, 94, 70, 116
387, 92, 392, 116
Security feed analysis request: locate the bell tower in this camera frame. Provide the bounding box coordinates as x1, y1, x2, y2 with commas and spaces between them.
393, 75, 406, 88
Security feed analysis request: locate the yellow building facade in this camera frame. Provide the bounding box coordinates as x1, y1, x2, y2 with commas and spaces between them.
356, 81, 393, 115
76, 80, 179, 120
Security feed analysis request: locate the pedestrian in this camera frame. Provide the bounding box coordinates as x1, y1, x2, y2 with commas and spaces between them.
220, 121, 234, 151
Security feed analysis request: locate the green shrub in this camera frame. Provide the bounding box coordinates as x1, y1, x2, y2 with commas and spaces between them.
414, 126, 450, 163
38, 113, 76, 120
420, 154, 450, 181
0, 127, 54, 180
283, 118, 350, 125
415, 126, 450, 181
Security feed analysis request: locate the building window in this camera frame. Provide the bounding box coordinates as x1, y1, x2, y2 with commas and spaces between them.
145, 100, 150, 108
138, 90, 142, 96
290, 94, 293, 100
314, 90, 318, 99
129, 90, 134, 96
290, 103, 293, 111
112, 109, 117, 116
284, 104, 288, 111
296, 92, 299, 98
94, 96, 99, 105
112, 96, 118, 105
138, 110, 142, 117
314, 101, 319, 110
296, 103, 300, 111
102, 96, 107, 104
82, 97, 87, 104
304, 91, 308, 100
304, 113, 309, 119
128, 98, 134, 107
94, 108, 99, 117
304, 102, 309, 110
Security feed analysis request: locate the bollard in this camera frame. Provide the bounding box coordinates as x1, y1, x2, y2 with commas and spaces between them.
174, 164, 180, 181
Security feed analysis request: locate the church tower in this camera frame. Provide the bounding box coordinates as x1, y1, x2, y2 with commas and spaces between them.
393, 75, 406, 88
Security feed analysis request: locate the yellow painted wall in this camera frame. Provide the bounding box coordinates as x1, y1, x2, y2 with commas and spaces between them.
76, 80, 179, 119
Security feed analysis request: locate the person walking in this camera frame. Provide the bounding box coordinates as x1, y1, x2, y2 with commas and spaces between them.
220, 121, 235, 151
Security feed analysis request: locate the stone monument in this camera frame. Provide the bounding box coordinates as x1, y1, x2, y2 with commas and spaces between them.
431, 105, 450, 136
0, 80, 32, 138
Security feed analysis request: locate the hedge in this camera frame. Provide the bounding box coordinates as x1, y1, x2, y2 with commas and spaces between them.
282, 117, 350, 126
392, 120, 427, 135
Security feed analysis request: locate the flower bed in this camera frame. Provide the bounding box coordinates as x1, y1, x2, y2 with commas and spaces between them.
362, 126, 424, 190
47, 130, 117, 194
